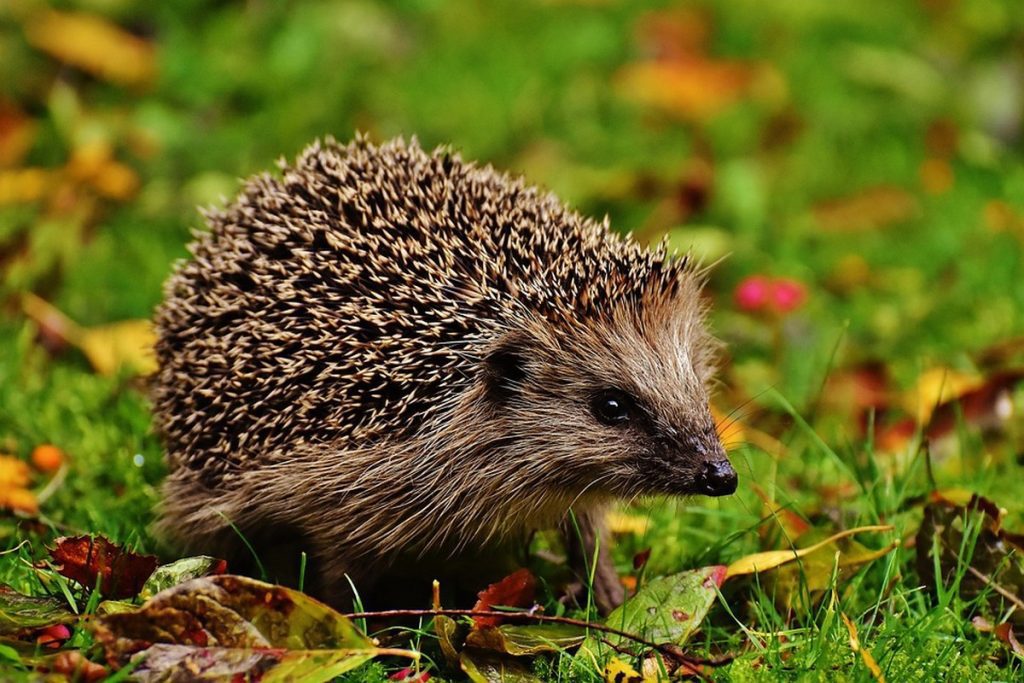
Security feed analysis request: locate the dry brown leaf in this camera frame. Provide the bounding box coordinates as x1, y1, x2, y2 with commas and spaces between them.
25, 10, 155, 87
813, 186, 918, 232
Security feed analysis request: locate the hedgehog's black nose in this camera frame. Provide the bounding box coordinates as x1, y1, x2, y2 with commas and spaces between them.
697, 459, 737, 497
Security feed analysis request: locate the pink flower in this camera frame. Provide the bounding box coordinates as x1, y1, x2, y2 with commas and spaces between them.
734, 275, 772, 311
770, 278, 807, 313
734, 275, 807, 315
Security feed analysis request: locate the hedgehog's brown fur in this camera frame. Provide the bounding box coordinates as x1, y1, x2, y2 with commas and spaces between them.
153, 135, 735, 610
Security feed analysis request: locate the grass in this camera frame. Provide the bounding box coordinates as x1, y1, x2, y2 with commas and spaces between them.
2, 0, 1024, 680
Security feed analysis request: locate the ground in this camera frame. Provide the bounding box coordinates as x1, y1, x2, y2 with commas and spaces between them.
1, 0, 1023, 680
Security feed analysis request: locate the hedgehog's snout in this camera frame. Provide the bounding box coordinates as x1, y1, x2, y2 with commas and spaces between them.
696, 457, 737, 497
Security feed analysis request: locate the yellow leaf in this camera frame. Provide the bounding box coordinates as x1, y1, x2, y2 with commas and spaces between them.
725, 525, 894, 577
615, 58, 752, 121
79, 319, 158, 376
0, 487, 38, 515
841, 612, 886, 682
0, 455, 31, 488
904, 367, 980, 425
0, 168, 52, 204
606, 511, 649, 535
603, 657, 642, 683
22, 294, 157, 376
66, 138, 140, 200
0, 455, 37, 514
25, 10, 155, 87
91, 160, 139, 200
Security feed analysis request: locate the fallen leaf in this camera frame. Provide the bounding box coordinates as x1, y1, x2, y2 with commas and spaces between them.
994, 623, 1024, 658
578, 565, 725, 663
0, 455, 37, 514
916, 492, 1024, 622
466, 623, 586, 656
0, 455, 30, 488
66, 140, 140, 200
472, 569, 537, 629
0, 102, 37, 167
49, 535, 158, 599
606, 511, 649, 536
812, 186, 918, 233
726, 525, 894, 577
841, 613, 885, 682
25, 10, 155, 87
139, 556, 229, 600
0, 168, 52, 205
460, 648, 541, 683
434, 614, 461, 667
22, 294, 157, 376
40, 651, 108, 682
615, 58, 753, 121
603, 657, 642, 683
922, 370, 1023, 444
0, 488, 38, 515
77, 319, 158, 376
904, 367, 981, 425
92, 575, 417, 680
0, 586, 76, 636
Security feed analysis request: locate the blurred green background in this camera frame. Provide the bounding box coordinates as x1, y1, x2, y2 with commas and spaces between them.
3, 0, 1023, 401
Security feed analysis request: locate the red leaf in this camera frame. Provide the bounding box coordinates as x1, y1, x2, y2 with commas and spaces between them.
471, 569, 537, 629
994, 623, 1024, 658
49, 535, 158, 599
633, 548, 652, 571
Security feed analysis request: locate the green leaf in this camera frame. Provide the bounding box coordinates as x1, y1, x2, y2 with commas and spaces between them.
466, 624, 586, 656
577, 565, 726, 665
0, 585, 75, 635
460, 649, 542, 683
139, 556, 227, 599
435, 613, 461, 666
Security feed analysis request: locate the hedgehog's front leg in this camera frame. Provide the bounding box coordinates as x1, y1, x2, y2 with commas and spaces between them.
560, 508, 624, 614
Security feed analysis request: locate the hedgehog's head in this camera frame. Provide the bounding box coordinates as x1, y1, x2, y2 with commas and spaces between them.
479, 266, 736, 501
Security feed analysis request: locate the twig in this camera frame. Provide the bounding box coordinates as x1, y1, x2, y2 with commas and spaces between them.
966, 565, 1024, 613
343, 607, 664, 651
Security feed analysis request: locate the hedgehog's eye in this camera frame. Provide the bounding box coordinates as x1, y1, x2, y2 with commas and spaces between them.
591, 389, 634, 426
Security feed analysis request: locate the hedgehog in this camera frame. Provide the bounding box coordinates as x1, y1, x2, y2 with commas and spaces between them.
152, 135, 736, 612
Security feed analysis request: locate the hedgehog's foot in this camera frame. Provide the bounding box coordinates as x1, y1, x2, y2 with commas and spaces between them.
560, 509, 625, 614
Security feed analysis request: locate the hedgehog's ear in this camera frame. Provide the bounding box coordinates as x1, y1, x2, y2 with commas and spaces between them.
482, 335, 528, 403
